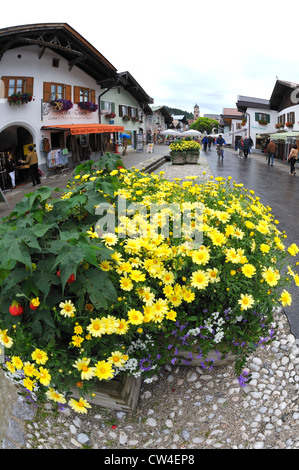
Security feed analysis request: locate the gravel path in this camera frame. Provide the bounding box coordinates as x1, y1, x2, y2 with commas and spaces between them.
23, 307, 299, 450
20, 155, 299, 450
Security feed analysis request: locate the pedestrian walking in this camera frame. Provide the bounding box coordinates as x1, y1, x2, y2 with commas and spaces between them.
267, 140, 277, 166
247, 136, 253, 154
239, 138, 244, 157
202, 136, 208, 151
208, 136, 213, 150
288, 144, 298, 175
20, 145, 41, 186
5, 153, 16, 189
243, 136, 250, 158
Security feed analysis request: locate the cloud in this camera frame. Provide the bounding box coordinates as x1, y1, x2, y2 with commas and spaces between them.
1, 0, 299, 116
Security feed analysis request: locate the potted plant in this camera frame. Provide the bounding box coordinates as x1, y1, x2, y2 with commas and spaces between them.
286, 122, 293, 128
241, 118, 247, 127
169, 139, 201, 164
8, 92, 33, 106
131, 116, 139, 122
51, 99, 73, 112
122, 115, 131, 121
78, 102, 99, 112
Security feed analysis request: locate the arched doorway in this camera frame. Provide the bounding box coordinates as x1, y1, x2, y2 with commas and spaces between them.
0, 125, 34, 190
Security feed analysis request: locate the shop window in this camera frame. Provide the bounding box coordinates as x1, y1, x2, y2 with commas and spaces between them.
51, 132, 64, 149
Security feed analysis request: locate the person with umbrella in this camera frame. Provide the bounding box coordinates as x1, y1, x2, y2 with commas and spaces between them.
120, 133, 130, 156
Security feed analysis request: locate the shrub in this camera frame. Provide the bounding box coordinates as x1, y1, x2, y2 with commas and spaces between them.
0, 162, 298, 413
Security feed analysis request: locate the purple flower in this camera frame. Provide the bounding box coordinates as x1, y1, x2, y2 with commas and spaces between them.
238, 370, 250, 387
139, 355, 153, 372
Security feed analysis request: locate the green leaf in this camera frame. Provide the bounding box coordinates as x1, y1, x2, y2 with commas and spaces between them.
51, 244, 86, 290
0, 236, 31, 269
187, 316, 198, 322
33, 271, 54, 299
31, 223, 57, 238
59, 229, 80, 241
83, 268, 117, 309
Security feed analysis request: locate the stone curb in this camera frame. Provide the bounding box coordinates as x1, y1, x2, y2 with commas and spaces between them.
2, 396, 37, 449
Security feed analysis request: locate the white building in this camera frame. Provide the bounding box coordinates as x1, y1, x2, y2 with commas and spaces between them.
235, 96, 277, 149
0, 23, 153, 185
236, 80, 299, 159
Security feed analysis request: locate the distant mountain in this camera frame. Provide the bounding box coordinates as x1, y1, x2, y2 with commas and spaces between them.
165, 106, 194, 120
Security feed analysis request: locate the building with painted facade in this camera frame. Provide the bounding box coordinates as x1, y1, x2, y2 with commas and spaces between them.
0, 23, 153, 186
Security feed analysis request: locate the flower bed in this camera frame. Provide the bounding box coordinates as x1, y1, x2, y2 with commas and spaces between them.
170, 140, 201, 165
0, 160, 298, 413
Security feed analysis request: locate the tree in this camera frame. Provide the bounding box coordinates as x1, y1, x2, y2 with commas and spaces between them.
190, 117, 219, 134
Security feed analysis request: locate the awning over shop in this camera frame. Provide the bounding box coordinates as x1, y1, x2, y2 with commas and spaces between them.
229, 127, 248, 136
41, 124, 124, 135
270, 131, 299, 141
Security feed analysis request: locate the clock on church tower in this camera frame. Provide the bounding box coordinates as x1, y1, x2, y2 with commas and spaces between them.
194, 104, 200, 120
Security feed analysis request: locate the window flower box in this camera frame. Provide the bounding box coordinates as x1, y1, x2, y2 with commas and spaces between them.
131, 116, 139, 122
104, 112, 116, 119
286, 122, 294, 128
51, 99, 73, 112
258, 119, 268, 126
78, 101, 99, 112
8, 92, 33, 106
122, 115, 131, 121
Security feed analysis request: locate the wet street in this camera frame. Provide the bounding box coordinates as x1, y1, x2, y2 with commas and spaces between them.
206, 146, 299, 337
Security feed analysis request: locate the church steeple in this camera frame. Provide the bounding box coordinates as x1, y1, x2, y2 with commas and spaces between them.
194, 103, 200, 120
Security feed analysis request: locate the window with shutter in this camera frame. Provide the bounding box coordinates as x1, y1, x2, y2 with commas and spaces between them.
1, 76, 34, 97
74, 86, 96, 103
44, 82, 72, 101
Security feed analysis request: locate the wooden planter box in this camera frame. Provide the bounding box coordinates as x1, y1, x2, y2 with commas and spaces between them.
71, 374, 142, 411
185, 153, 199, 164
171, 153, 185, 165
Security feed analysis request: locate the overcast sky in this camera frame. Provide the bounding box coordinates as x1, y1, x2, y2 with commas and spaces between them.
0, 0, 297, 116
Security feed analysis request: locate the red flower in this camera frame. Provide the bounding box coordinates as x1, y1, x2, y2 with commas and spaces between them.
57, 270, 75, 283
9, 301, 24, 316
111, 425, 117, 429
